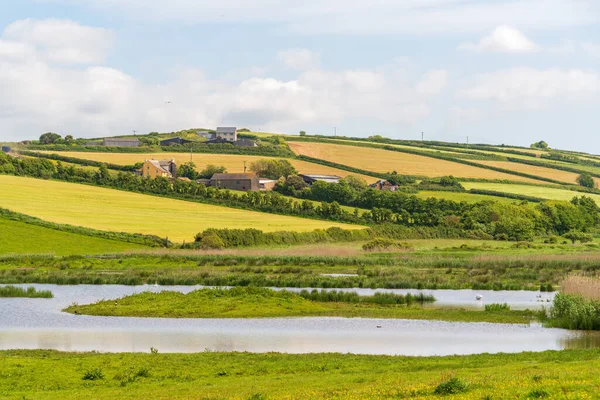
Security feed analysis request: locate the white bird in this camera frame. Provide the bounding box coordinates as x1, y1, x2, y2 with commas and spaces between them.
475, 294, 483, 300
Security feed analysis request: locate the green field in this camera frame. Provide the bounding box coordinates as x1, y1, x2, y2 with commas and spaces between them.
2, 349, 600, 399
0, 176, 363, 242
0, 218, 148, 255
414, 190, 524, 204
462, 182, 600, 204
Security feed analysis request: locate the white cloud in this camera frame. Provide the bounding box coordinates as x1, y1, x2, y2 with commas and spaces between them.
40, 0, 600, 35
277, 49, 320, 70
0, 19, 445, 140
457, 68, 600, 109
459, 25, 538, 53
2, 19, 114, 64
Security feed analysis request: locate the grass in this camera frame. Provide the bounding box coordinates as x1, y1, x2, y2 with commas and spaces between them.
63, 287, 533, 324
462, 182, 600, 204
0, 285, 53, 298
0, 176, 362, 242
0, 217, 149, 255
414, 190, 525, 204
287, 141, 544, 183
2, 349, 600, 399
37, 151, 379, 183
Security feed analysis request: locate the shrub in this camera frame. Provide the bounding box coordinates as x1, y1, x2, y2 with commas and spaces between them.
577, 173, 595, 189
362, 238, 413, 252
82, 368, 104, 381
563, 231, 593, 244
527, 388, 550, 398
200, 234, 225, 249
434, 377, 469, 395
484, 303, 510, 312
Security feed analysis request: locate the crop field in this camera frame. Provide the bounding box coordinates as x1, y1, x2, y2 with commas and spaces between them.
0, 218, 148, 255
287, 141, 543, 183
462, 182, 600, 204
0, 176, 362, 242
37, 151, 379, 183
414, 191, 522, 204
472, 160, 596, 185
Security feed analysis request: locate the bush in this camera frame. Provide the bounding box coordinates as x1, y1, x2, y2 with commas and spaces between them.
362, 238, 413, 252
563, 231, 593, 244
200, 234, 225, 249
577, 173, 595, 189
484, 303, 510, 312
82, 368, 104, 381
434, 377, 469, 395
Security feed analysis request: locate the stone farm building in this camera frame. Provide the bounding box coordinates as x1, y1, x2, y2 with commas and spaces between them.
210, 173, 259, 191
160, 137, 194, 146
101, 138, 140, 147
141, 159, 177, 179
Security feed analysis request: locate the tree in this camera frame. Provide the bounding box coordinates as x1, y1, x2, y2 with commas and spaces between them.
177, 162, 199, 180
563, 231, 593, 244
64, 135, 74, 143
340, 175, 368, 191
249, 159, 296, 179
577, 173, 595, 188
530, 141, 549, 150
39, 132, 62, 144
299, 131, 306, 136
198, 164, 226, 179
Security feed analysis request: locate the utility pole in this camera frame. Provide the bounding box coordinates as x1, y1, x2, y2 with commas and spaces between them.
132, 130, 137, 136
190, 146, 193, 162
244, 160, 247, 173
421, 132, 424, 142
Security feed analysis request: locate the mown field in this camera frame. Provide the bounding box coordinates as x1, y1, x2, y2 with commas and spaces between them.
472, 160, 584, 185
287, 141, 543, 183
1, 350, 600, 399
462, 182, 600, 204
36, 151, 379, 183
0, 176, 362, 242
0, 218, 148, 255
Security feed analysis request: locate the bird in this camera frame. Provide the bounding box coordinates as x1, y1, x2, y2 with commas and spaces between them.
475, 294, 483, 300
165, 101, 172, 104
376, 325, 382, 329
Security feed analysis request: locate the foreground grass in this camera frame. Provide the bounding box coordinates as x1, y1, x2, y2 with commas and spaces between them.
0, 175, 361, 242
1, 349, 600, 399
0, 218, 149, 255
63, 287, 534, 324
0, 285, 52, 298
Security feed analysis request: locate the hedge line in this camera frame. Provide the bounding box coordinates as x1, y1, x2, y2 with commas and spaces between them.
0, 208, 166, 247
19, 151, 138, 172
468, 189, 544, 203
506, 156, 600, 179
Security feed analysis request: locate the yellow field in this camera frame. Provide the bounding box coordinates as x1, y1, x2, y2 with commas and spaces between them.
0, 176, 363, 242
287, 142, 544, 183
472, 160, 587, 185
37, 152, 379, 183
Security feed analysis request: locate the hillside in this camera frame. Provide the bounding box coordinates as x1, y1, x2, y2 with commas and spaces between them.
0, 176, 363, 242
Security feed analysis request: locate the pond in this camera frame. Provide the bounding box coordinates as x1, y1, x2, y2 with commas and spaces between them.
0, 284, 597, 356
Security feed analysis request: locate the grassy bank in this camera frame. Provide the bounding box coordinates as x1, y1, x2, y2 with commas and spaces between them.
0, 285, 53, 298
1, 349, 600, 399
63, 287, 532, 324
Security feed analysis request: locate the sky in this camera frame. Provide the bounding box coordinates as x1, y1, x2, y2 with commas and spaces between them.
0, 0, 599, 151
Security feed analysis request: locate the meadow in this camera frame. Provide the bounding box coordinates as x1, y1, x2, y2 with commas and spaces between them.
0, 176, 362, 242
287, 141, 543, 183
1, 349, 600, 399
462, 182, 600, 203
37, 151, 379, 183
0, 217, 149, 255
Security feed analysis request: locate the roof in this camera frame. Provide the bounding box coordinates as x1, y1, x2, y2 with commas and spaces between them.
146, 159, 175, 175
104, 138, 140, 143
299, 174, 341, 180
216, 127, 237, 134
211, 173, 257, 180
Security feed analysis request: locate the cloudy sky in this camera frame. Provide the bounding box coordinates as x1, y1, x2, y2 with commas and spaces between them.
1, 1, 599, 151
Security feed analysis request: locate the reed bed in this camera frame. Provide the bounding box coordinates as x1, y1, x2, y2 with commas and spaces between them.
561, 275, 600, 301
0, 285, 53, 298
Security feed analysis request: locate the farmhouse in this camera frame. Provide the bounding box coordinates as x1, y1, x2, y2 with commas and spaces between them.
299, 174, 341, 185
369, 180, 398, 191
141, 159, 177, 179
216, 127, 237, 142
160, 137, 194, 146
210, 173, 260, 191
102, 138, 140, 147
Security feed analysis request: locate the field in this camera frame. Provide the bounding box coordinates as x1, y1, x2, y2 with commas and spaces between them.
2, 349, 600, 399
287, 141, 543, 183
0, 176, 363, 242
0, 218, 148, 255
462, 182, 600, 204
414, 191, 523, 203
473, 160, 582, 184
37, 151, 379, 183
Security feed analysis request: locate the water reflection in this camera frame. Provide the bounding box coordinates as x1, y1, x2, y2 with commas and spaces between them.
0, 284, 592, 356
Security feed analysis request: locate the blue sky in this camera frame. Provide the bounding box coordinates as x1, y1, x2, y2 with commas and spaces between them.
0, 0, 599, 151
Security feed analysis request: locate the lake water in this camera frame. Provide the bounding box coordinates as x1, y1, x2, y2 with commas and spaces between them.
0, 284, 597, 356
